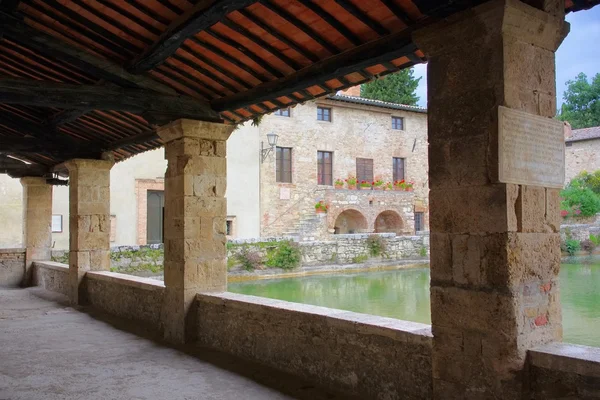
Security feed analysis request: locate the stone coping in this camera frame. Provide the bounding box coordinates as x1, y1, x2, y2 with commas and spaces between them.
34, 261, 69, 272
529, 342, 600, 378
0, 248, 26, 253
87, 271, 165, 291
197, 291, 432, 346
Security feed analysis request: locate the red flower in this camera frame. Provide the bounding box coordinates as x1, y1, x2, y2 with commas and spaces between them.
560, 210, 568, 217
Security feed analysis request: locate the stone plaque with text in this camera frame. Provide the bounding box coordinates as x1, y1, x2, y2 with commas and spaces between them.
498, 106, 564, 188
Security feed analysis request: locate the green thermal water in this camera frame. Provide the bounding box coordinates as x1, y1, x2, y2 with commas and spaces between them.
228, 264, 600, 347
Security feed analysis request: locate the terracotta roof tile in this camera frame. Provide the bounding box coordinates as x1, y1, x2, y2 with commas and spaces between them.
567, 126, 600, 142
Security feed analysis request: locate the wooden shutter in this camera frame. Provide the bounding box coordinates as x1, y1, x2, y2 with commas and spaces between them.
318, 151, 333, 185
393, 158, 405, 181
356, 158, 373, 182
276, 147, 292, 183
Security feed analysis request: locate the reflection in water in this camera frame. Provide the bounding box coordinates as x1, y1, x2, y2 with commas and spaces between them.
229, 268, 432, 324
560, 264, 600, 347
228, 264, 600, 347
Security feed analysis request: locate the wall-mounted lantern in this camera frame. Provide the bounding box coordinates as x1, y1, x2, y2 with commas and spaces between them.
260, 132, 278, 163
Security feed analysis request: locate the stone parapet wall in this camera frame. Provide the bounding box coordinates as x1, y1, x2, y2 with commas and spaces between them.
529, 342, 600, 399
32, 261, 69, 297
196, 292, 433, 400
86, 271, 164, 331
0, 248, 25, 287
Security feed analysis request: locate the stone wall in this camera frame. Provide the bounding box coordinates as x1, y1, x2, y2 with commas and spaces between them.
228, 233, 429, 267
196, 292, 433, 400
0, 248, 25, 287
32, 261, 69, 297
529, 343, 600, 399
565, 138, 600, 183
259, 98, 429, 239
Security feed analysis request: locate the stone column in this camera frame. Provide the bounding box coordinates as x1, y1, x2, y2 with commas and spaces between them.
413, 1, 568, 398
157, 119, 233, 343
65, 159, 113, 305
21, 177, 52, 285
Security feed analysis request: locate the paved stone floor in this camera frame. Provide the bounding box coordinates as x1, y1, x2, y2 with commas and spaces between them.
0, 288, 347, 400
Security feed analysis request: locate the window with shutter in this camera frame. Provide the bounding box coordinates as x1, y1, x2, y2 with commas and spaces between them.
276, 147, 292, 183
356, 158, 373, 183
393, 157, 405, 182
317, 151, 333, 185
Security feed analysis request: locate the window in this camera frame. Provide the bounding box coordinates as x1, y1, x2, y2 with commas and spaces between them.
393, 157, 405, 182
392, 116, 404, 130
356, 158, 373, 183
51, 215, 63, 233
317, 106, 331, 122
276, 147, 292, 183
317, 151, 333, 185
415, 212, 424, 232
274, 107, 290, 117
566, 142, 573, 147
225, 216, 236, 237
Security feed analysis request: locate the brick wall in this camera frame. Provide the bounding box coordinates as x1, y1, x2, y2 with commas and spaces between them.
0, 248, 25, 287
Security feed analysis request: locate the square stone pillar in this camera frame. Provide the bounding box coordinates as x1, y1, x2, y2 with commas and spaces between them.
413, 0, 568, 398
20, 177, 53, 285
157, 119, 234, 343
65, 159, 113, 305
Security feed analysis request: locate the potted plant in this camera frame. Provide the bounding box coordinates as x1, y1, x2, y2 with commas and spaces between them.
373, 179, 385, 190
393, 180, 406, 191
314, 201, 328, 213
334, 178, 344, 189
359, 180, 372, 190
345, 176, 357, 190
404, 181, 414, 191
384, 182, 393, 191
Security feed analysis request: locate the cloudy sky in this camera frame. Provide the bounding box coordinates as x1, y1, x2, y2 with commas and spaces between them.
412, 7, 600, 108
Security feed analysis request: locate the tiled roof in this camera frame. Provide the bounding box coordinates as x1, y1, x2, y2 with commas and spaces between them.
327, 94, 428, 114
567, 126, 600, 142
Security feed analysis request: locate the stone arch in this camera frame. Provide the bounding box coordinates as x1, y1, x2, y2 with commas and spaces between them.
374, 210, 404, 235
333, 209, 368, 234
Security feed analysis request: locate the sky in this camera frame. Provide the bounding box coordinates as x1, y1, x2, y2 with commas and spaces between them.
412, 7, 600, 108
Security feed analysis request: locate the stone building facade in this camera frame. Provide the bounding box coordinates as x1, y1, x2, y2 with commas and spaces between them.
258, 94, 429, 239
564, 125, 600, 182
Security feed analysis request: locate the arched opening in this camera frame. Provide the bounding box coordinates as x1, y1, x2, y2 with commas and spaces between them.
374, 210, 404, 235
333, 209, 368, 234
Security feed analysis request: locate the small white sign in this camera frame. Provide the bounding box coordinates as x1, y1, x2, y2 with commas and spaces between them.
280, 187, 291, 200
498, 106, 564, 188
51, 215, 63, 233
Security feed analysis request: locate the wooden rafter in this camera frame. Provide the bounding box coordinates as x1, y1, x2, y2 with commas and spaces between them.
297, 0, 362, 47
129, 0, 258, 73
333, 0, 389, 36
0, 12, 176, 95
212, 31, 418, 112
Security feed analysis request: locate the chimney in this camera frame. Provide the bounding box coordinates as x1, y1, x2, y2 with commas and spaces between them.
339, 85, 361, 97
563, 121, 572, 140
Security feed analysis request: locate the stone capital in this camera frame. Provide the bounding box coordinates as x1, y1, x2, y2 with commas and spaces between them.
157, 119, 234, 144
20, 176, 48, 187
413, 0, 569, 57
64, 158, 114, 173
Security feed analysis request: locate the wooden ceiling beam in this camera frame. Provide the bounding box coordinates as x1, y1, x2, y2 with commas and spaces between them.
380, 0, 412, 25
0, 11, 177, 95
211, 31, 417, 112
129, 0, 258, 73
0, 78, 221, 122
0, 0, 20, 13
297, 0, 362, 47
333, 0, 389, 36
258, 0, 341, 55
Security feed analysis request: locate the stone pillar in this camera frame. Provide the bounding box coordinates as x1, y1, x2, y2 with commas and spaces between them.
21, 177, 52, 285
413, 0, 568, 398
157, 119, 233, 343
65, 159, 113, 305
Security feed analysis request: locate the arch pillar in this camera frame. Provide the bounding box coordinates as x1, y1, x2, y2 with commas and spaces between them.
414, 0, 568, 398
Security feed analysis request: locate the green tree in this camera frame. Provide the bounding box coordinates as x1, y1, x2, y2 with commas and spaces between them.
558, 72, 600, 129
360, 68, 421, 105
